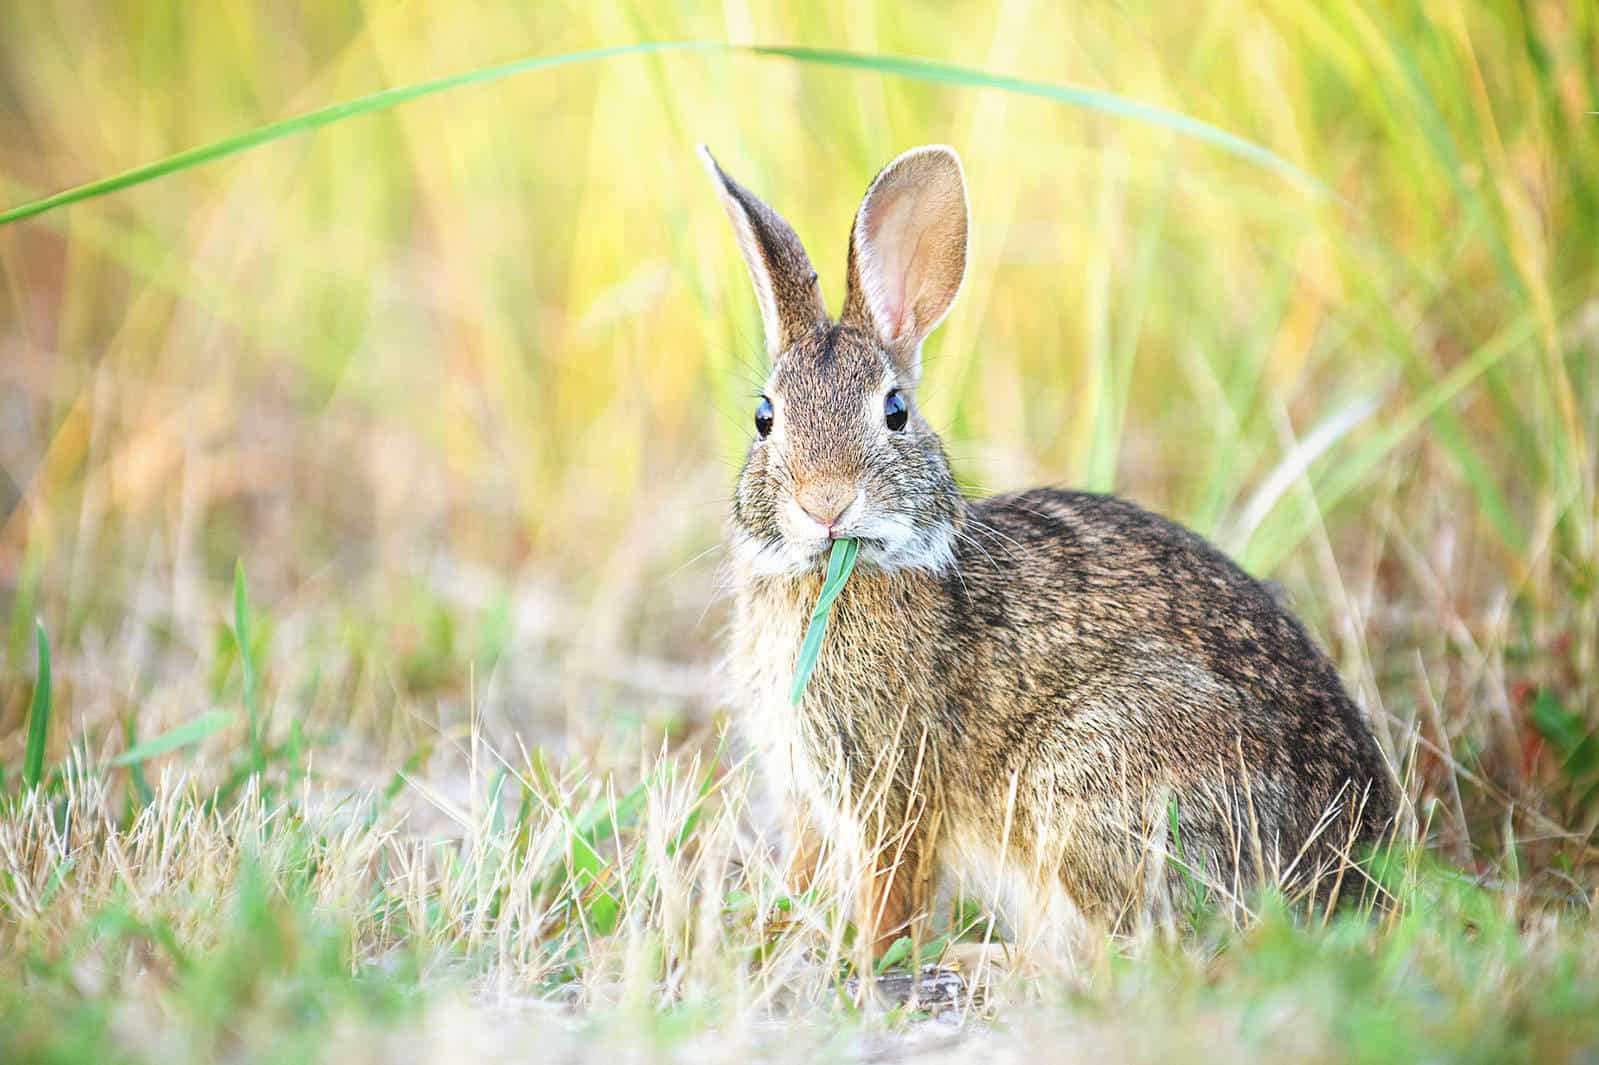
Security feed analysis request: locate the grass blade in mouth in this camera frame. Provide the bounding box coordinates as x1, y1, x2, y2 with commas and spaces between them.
789, 538, 860, 706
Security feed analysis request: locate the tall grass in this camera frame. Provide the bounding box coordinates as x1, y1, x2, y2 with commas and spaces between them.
0, 0, 1596, 1059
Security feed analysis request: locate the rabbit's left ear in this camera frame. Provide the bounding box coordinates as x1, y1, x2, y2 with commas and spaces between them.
842, 145, 969, 382
699, 146, 828, 358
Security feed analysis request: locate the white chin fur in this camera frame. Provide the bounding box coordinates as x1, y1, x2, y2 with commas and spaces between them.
731, 518, 955, 580
856, 513, 958, 574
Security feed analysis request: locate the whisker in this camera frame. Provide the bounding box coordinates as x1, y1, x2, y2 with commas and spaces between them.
949, 526, 1002, 573
963, 517, 1032, 559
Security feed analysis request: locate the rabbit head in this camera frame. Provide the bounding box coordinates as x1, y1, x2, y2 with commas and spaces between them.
701, 145, 971, 577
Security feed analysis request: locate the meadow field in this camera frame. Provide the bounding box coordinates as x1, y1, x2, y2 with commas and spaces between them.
1, 2, 1597, 1061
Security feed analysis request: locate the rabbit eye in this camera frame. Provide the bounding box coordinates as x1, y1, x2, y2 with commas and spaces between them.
884, 390, 908, 432
754, 396, 774, 438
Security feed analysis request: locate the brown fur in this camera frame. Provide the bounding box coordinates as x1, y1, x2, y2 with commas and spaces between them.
703, 145, 1395, 956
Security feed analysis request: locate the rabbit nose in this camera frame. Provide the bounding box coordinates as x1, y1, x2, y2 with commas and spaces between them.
796, 483, 855, 529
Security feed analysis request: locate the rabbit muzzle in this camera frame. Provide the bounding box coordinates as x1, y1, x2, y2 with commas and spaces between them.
793, 480, 860, 535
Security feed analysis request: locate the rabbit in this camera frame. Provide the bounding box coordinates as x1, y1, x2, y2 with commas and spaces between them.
699, 143, 1396, 957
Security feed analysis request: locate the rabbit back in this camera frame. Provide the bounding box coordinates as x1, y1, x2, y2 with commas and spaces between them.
932, 488, 1394, 909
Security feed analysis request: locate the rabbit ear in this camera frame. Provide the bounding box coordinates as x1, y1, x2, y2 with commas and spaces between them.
842, 145, 969, 381
699, 146, 828, 357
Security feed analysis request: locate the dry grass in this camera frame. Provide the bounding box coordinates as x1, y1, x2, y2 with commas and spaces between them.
2, 714, 1596, 1063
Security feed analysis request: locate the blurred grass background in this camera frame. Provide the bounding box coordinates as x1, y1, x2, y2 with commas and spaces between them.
2, 4, 1599, 1061
1, 0, 1596, 859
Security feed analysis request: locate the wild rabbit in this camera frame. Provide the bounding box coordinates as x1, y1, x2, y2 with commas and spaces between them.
701, 143, 1395, 956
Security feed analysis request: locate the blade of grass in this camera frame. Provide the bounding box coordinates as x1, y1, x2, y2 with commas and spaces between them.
1227, 392, 1383, 552
1242, 307, 1545, 574
1168, 795, 1206, 922
22, 621, 52, 792
233, 561, 263, 776
0, 42, 1324, 227
670, 740, 724, 854
5, 539, 43, 670
875, 935, 913, 974
122, 718, 156, 810
36, 856, 76, 910
789, 538, 860, 706
751, 46, 1329, 196
110, 709, 236, 767
0, 42, 717, 226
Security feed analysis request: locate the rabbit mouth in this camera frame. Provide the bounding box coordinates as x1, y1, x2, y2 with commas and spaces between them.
816, 528, 954, 575
732, 520, 954, 579
793, 533, 883, 566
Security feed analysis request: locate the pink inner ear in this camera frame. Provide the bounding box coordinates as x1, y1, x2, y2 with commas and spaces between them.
861, 189, 921, 342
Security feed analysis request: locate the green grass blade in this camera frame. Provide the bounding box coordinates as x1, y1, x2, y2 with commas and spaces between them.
234, 561, 263, 775
1167, 795, 1205, 920
0, 42, 1322, 227
874, 934, 913, 974
111, 709, 236, 767
37, 855, 76, 909
122, 717, 156, 809
22, 621, 52, 791
817, 536, 861, 611
751, 46, 1328, 195
1242, 308, 1545, 574
0, 42, 720, 226
789, 538, 860, 706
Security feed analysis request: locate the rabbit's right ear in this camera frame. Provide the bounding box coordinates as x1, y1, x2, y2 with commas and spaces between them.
699, 146, 828, 357
841, 146, 969, 383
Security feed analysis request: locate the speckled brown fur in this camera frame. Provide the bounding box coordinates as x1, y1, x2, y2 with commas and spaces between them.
703, 145, 1395, 955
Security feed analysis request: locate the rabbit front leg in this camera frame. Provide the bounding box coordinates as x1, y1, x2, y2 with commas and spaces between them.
858, 833, 935, 959
854, 793, 941, 960
782, 799, 825, 894
783, 791, 933, 956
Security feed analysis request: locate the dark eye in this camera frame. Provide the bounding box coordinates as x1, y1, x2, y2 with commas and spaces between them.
754, 395, 774, 438
884, 390, 908, 431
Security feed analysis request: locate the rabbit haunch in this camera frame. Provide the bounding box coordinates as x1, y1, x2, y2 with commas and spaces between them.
702, 143, 1395, 955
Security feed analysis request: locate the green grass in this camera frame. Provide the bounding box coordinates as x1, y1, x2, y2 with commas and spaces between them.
789, 537, 860, 705
1, 0, 1597, 1060
1, 739, 1595, 1063
234, 561, 264, 777
20, 622, 50, 793
0, 43, 1324, 227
